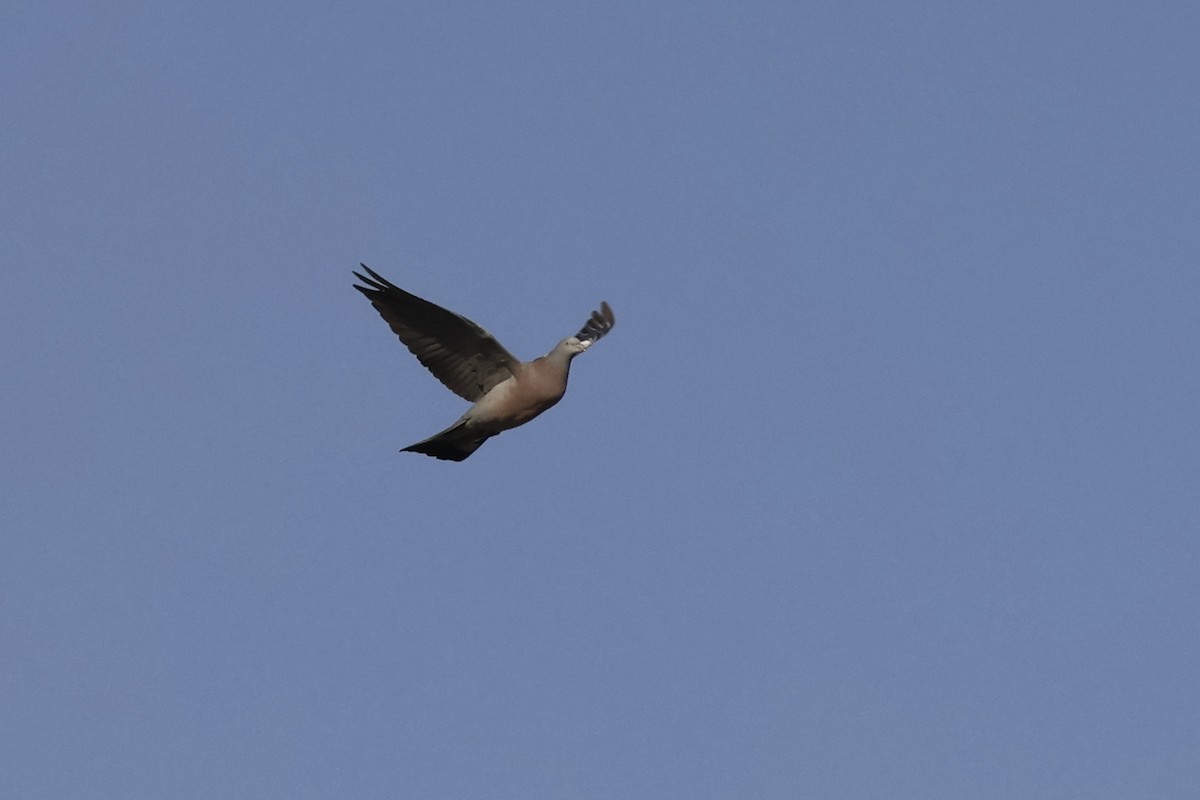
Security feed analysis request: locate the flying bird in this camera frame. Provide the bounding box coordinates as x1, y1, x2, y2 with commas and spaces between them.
353, 265, 615, 461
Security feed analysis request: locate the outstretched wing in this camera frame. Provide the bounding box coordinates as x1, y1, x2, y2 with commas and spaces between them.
353, 265, 521, 401
576, 301, 615, 347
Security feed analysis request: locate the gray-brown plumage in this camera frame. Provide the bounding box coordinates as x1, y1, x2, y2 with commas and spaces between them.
353, 265, 615, 461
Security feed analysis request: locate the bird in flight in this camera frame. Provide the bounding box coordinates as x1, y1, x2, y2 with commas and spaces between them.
353, 265, 615, 461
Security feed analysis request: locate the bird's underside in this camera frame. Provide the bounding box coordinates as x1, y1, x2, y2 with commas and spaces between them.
353, 265, 615, 461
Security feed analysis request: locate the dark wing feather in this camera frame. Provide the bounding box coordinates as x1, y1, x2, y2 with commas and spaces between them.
353, 265, 520, 401
576, 301, 615, 345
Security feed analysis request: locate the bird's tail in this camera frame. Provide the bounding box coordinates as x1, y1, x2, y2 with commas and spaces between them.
401, 421, 491, 462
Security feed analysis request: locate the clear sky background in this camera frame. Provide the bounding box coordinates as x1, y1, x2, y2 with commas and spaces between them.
3, 2, 1198, 798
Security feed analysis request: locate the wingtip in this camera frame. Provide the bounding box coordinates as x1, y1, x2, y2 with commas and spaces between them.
352, 264, 393, 293
574, 300, 616, 344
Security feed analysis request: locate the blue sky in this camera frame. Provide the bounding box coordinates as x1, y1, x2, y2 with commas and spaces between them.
3, 2, 1199, 797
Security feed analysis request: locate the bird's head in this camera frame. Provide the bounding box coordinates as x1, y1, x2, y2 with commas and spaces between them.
560, 336, 592, 356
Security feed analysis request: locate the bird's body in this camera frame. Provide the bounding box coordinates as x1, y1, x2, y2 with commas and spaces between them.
353, 266, 614, 461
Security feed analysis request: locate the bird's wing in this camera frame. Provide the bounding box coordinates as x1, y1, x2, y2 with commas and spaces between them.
353, 265, 521, 402
575, 301, 615, 347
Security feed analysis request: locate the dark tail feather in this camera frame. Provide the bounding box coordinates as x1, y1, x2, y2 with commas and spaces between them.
401, 421, 491, 462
